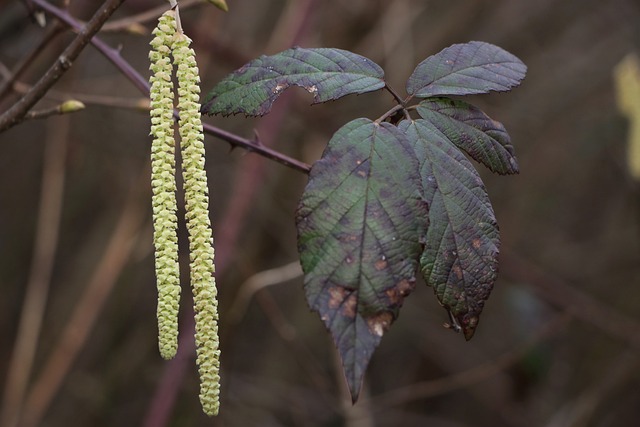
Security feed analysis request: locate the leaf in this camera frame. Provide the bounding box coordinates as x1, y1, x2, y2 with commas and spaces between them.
202, 47, 385, 116
417, 98, 518, 174
406, 41, 527, 98
398, 119, 499, 340
296, 118, 427, 401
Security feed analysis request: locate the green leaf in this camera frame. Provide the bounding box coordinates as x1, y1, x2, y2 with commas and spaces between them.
296, 118, 427, 401
406, 41, 526, 98
398, 119, 499, 340
417, 98, 518, 174
202, 47, 385, 116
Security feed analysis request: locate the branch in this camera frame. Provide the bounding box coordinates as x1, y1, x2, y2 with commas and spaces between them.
0, 0, 126, 132
19, 100, 85, 122
29, 0, 312, 174
0, 22, 63, 101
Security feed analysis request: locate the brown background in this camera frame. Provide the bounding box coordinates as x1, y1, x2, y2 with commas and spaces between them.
1, 0, 639, 426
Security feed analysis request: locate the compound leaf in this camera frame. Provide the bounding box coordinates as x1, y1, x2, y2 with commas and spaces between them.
417, 98, 519, 174
202, 47, 385, 116
406, 41, 526, 98
399, 119, 499, 340
296, 118, 427, 402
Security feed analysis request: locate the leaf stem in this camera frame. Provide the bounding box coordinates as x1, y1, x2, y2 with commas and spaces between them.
384, 82, 405, 106
374, 104, 403, 124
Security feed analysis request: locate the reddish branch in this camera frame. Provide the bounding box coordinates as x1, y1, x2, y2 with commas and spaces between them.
24, 0, 312, 174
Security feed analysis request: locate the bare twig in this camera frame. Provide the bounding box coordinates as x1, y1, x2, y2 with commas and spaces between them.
12, 80, 150, 110
0, 22, 63, 101
0, 116, 69, 427
101, 0, 201, 33
0, 0, 126, 132
29, 0, 312, 174
16, 100, 85, 123
226, 261, 303, 324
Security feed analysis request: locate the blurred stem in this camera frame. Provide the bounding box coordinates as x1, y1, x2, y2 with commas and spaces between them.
364, 313, 570, 413
19, 172, 148, 427
501, 250, 640, 349
0, 116, 69, 427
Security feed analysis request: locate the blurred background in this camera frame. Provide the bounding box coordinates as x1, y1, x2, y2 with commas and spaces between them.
1, 0, 639, 426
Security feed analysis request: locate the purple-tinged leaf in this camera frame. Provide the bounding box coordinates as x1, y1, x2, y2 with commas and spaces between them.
202, 47, 385, 116
417, 98, 519, 174
406, 41, 526, 98
399, 119, 499, 340
296, 118, 427, 402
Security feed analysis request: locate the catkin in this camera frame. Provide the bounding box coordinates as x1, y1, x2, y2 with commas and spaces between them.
173, 33, 221, 416
149, 10, 181, 361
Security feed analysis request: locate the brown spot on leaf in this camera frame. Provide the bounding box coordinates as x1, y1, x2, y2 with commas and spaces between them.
452, 265, 463, 280
367, 312, 393, 337
328, 286, 348, 309
374, 258, 388, 271
341, 293, 357, 318
328, 286, 357, 318
385, 279, 415, 305
272, 83, 287, 94
462, 314, 479, 341
472, 238, 482, 249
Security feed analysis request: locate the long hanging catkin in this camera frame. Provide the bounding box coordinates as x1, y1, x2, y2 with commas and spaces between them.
149, 5, 221, 416
149, 10, 180, 361
173, 32, 221, 417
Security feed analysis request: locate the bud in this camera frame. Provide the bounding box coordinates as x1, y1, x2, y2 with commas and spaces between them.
59, 100, 85, 114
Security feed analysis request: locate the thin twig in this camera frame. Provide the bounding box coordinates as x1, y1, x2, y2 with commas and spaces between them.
0, 22, 64, 102
12, 80, 150, 110
29, 0, 312, 174
101, 0, 200, 33
16, 100, 84, 122
0, 0, 126, 132
226, 261, 303, 324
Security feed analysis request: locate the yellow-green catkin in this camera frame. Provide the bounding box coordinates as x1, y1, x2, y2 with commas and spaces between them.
614, 54, 640, 180
149, 10, 181, 360
173, 32, 221, 416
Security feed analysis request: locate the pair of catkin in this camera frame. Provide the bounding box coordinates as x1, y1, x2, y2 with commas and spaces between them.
149, 9, 220, 416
